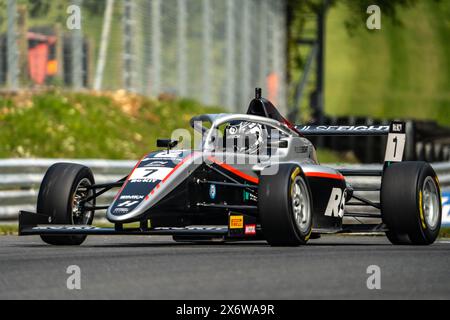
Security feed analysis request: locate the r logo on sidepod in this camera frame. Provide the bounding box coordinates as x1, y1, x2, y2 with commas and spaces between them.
325, 188, 345, 218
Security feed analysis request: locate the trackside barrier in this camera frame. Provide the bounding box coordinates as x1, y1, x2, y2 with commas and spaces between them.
0, 159, 449, 222
0, 159, 135, 220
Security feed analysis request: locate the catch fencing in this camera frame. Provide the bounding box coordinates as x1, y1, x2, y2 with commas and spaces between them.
0, 0, 288, 113
0, 158, 449, 222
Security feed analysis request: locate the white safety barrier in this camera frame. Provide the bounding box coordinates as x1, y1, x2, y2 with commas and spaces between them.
0, 159, 134, 220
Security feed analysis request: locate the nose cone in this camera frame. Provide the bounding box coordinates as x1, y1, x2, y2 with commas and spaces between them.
107, 150, 195, 220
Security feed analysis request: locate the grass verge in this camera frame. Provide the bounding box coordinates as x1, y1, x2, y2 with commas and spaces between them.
0, 89, 347, 161
0, 90, 224, 159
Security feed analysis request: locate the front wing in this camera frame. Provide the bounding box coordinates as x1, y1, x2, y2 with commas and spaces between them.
19, 211, 387, 238
18, 211, 260, 238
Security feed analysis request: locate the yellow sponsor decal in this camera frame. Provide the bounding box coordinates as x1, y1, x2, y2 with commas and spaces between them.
419, 191, 426, 229
229, 216, 244, 229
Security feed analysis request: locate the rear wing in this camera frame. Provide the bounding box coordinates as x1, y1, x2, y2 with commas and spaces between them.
295, 125, 389, 136
296, 122, 407, 165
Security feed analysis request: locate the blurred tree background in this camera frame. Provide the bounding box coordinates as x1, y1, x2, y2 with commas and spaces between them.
0, 0, 448, 126
287, 0, 449, 125
0, 0, 448, 162
0, 0, 106, 26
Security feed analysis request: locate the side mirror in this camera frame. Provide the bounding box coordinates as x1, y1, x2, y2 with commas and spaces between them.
157, 139, 179, 149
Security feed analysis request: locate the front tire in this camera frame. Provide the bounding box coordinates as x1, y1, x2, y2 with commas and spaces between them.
37, 163, 96, 246
259, 164, 313, 247
381, 162, 442, 246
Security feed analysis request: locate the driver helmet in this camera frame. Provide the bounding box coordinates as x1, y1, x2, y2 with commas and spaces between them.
226, 122, 266, 155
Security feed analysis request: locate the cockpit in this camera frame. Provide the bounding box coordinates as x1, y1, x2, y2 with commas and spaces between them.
188, 89, 300, 156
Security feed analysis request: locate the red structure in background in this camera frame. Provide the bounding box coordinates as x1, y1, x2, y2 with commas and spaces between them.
27, 32, 57, 85
267, 72, 279, 107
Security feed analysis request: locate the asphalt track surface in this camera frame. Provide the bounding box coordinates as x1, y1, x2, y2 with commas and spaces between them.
0, 235, 449, 300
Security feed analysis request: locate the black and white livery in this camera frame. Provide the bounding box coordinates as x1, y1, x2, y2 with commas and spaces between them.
19, 89, 442, 246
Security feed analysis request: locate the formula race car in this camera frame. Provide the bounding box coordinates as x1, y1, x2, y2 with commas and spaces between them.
19, 89, 442, 246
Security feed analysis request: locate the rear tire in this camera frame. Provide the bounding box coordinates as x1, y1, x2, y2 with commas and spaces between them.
259, 164, 313, 247
381, 162, 442, 246
37, 163, 95, 246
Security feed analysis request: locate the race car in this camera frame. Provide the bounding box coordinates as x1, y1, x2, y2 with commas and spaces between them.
19, 89, 443, 246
